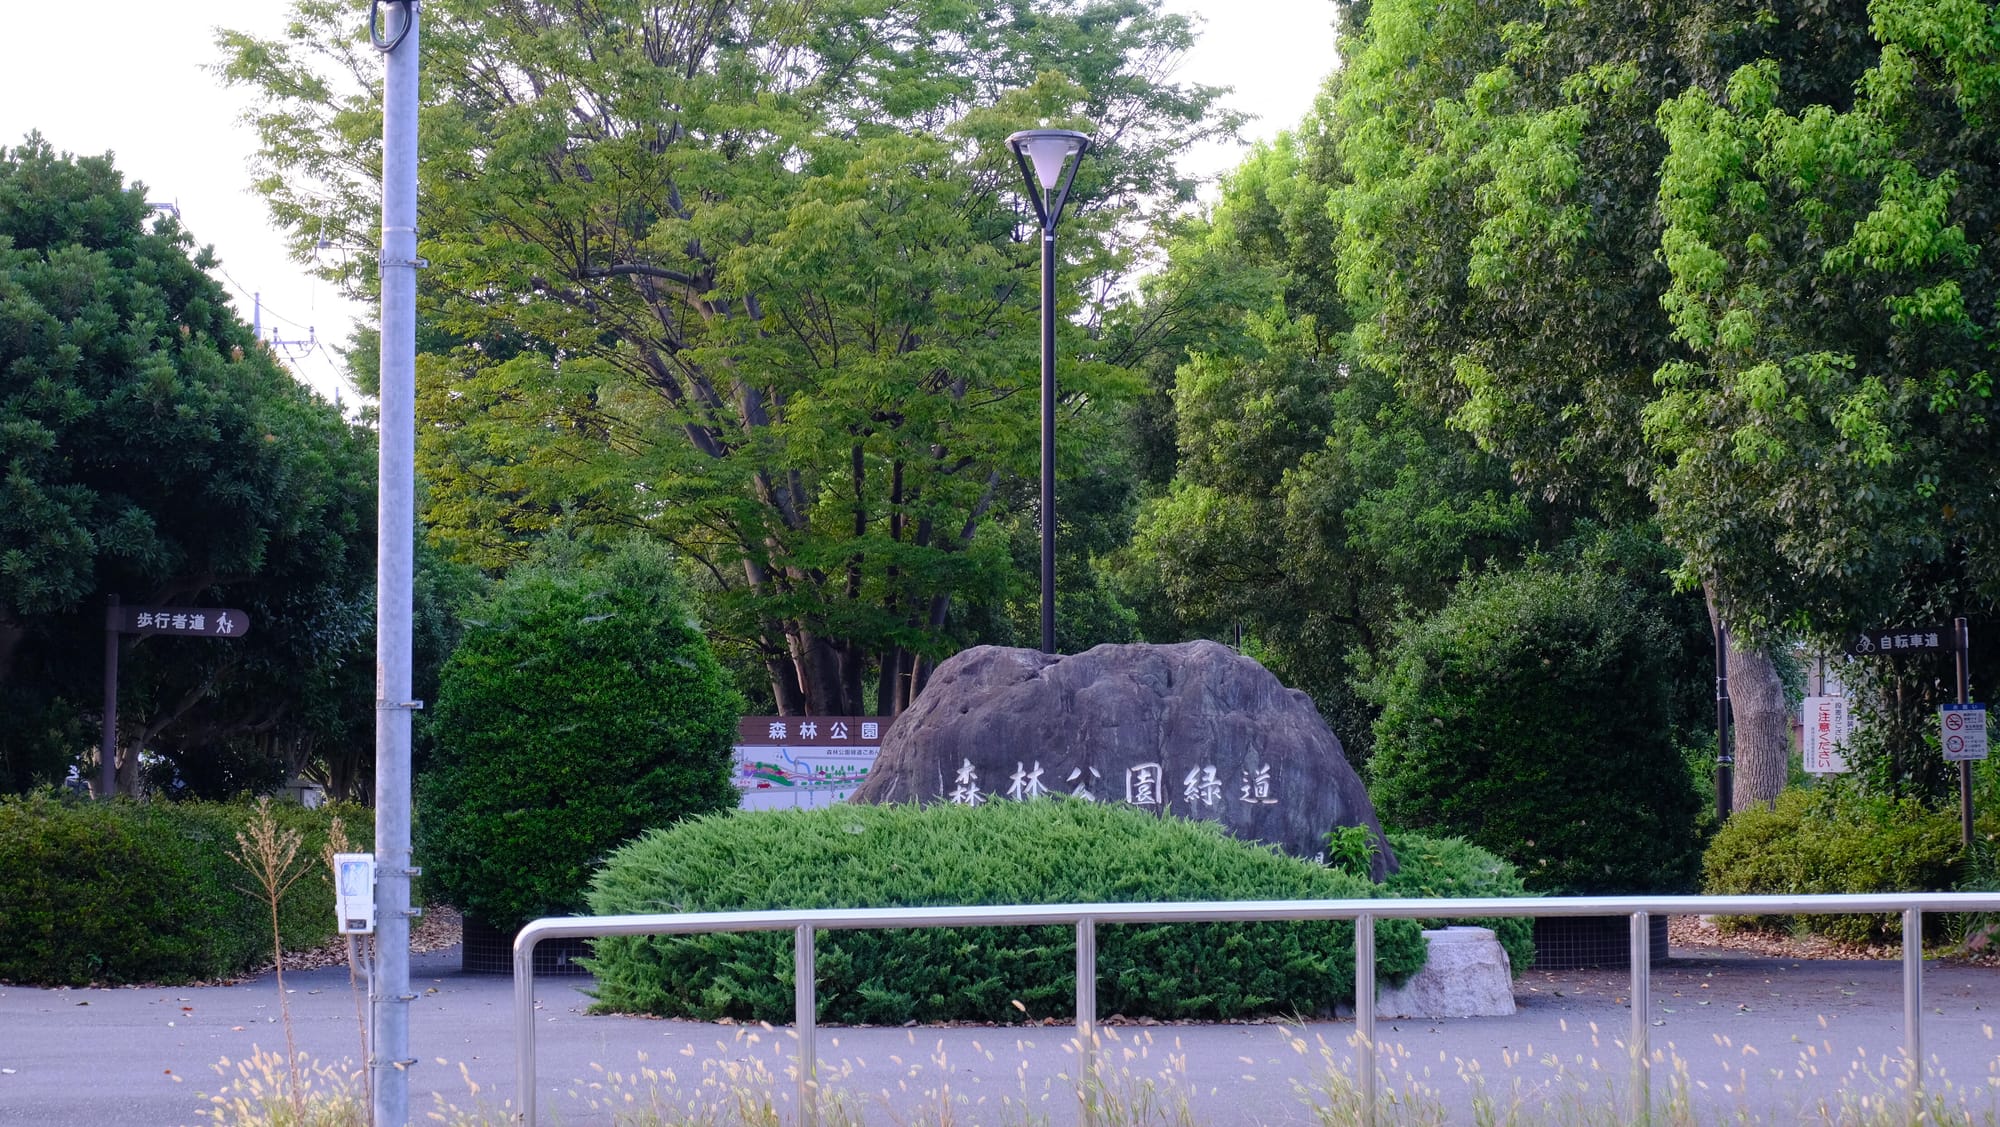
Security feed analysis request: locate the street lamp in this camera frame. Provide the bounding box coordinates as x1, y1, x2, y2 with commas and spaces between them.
1007, 128, 1091, 655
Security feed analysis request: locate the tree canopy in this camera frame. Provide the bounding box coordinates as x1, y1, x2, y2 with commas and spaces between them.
222, 0, 1238, 715
0, 137, 377, 795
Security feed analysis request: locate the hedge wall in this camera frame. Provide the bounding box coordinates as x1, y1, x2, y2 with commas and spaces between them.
0, 792, 352, 985
1703, 785, 1969, 944
583, 800, 1431, 1024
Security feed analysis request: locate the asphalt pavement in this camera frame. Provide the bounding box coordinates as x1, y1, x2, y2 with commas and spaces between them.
2, 943, 1998, 1125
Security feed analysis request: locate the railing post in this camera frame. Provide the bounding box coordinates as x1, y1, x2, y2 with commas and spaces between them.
1076, 915, 1097, 1124
796, 924, 818, 1126
514, 933, 538, 1126
1630, 911, 1650, 1126
1903, 906, 1923, 1099
1355, 911, 1376, 1125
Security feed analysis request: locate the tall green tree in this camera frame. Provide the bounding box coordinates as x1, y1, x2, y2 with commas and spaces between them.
1644, 5, 2000, 799
1123, 116, 1550, 749
221, 0, 1236, 715
1317, 0, 1859, 807
0, 137, 377, 794
1650, 13, 2000, 632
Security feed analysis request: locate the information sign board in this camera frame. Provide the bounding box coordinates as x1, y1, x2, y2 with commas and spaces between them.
111, 606, 251, 638
733, 716, 885, 811
1847, 626, 1954, 656
1802, 696, 1854, 774
1941, 704, 1989, 762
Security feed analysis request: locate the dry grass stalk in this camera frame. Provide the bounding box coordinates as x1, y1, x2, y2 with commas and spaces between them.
226, 797, 313, 1119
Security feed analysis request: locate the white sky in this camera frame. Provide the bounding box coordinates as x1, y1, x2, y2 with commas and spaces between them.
0, 0, 1338, 407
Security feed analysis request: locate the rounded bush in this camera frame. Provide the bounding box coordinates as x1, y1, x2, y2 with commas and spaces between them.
1703, 786, 1963, 944
1366, 566, 1706, 894
416, 544, 740, 932
583, 800, 1428, 1024
0, 792, 351, 985
1378, 831, 1535, 975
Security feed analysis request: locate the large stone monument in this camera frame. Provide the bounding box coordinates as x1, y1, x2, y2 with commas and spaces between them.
849, 640, 1396, 880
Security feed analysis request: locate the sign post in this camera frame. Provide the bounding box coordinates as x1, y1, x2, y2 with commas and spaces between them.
1844, 626, 1955, 656
1847, 618, 1978, 847
98, 598, 252, 798
1947, 618, 1979, 846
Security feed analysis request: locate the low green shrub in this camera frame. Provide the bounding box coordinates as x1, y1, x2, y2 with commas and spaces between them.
1702, 786, 1963, 944
0, 791, 353, 985
1378, 831, 1535, 975
584, 800, 1428, 1024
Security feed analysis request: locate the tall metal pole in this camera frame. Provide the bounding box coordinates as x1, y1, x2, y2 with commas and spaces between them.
1039, 225, 1057, 656
374, 2, 420, 1123
100, 595, 119, 799
1955, 616, 1972, 848
1006, 129, 1087, 657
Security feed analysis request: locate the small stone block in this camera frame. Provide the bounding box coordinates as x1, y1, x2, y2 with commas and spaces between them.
1374, 926, 1516, 1019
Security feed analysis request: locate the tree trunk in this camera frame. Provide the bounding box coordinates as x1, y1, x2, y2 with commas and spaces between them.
0, 617, 22, 688
839, 639, 866, 718
793, 628, 850, 713
116, 735, 141, 797
766, 650, 807, 715
1728, 639, 1789, 810
876, 646, 904, 716
1706, 587, 1790, 812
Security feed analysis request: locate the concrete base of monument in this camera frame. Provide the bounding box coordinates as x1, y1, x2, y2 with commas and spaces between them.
1374, 926, 1517, 1019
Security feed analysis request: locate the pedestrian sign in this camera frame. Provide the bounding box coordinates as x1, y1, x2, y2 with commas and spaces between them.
1941, 704, 1989, 762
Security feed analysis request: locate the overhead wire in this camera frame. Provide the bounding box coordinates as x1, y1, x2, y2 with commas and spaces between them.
173, 213, 362, 407
171, 210, 344, 352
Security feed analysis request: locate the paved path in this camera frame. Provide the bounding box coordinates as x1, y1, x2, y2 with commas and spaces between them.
2, 945, 1997, 1125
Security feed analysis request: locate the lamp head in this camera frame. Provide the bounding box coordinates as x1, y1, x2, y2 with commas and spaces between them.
1005, 129, 1092, 230
1006, 129, 1091, 190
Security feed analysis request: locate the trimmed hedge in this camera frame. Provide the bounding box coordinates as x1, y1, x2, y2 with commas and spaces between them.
1703, 786, 1965, 944
584, 800, 1429, 1024
417, 543, 741, 933
1367, 565, 1707, 894
0, 792, 353, 985
1379, 831, 1535, 975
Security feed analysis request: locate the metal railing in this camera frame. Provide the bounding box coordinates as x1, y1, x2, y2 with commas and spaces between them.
513, 892, 2000, 1126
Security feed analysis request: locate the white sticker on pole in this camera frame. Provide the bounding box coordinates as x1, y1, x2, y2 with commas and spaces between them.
1941, 704, 1989, 762
333, 853, 377, 934
1802, 696, 1854, 774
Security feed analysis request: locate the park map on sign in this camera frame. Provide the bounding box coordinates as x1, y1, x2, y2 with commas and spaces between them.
732, 717, 883, 810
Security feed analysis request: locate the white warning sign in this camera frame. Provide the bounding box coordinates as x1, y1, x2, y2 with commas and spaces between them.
1941, 704, 1989, 762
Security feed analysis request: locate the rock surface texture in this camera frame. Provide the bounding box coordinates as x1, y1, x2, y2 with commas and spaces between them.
1374, 927, 1517, 1019
848, 640, 1396, 880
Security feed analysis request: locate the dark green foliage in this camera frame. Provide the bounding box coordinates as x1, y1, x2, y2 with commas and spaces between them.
583, 800, 1428, 1024
1703, 786, 1966, 945
1378, 831, 1535, 977
1119, 136, 1554, 744
1367, 565, 1707, 895
0, 137, 377, 796
0, 792, 352, 985
416, 543, 741, 933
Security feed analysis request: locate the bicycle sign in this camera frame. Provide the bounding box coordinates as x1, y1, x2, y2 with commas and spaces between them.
1847, 626, 1955, 656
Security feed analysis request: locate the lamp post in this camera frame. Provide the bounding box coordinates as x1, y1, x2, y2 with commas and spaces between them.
1006, 128, 1091, 655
